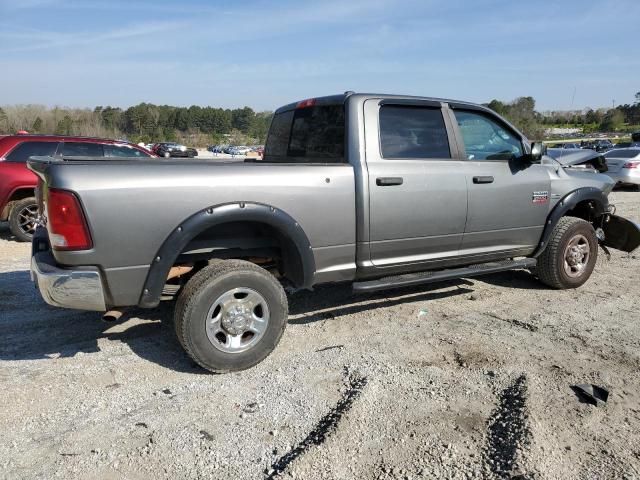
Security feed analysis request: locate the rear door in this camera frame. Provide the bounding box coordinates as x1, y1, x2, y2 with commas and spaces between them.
448, 107, 551, 256
364, 99, 468, 267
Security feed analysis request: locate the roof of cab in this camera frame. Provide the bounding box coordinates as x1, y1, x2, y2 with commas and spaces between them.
274, 92, 492, 115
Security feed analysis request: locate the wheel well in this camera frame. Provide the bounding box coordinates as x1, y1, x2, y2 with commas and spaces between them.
1, 188, 35, 220
565, 199, 603, 223
175, 221, 306, 287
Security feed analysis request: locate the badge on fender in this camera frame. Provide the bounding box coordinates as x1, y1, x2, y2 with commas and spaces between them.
532, 191, 549, 204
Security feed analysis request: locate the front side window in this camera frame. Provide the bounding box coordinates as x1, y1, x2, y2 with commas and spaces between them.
104, 144, 151, 158
61, 142, 104, 156
454, 110, 523, 160
5, 141, 58, 162
379, 105, 451, 159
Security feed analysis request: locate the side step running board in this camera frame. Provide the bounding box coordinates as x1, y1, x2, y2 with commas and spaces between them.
352, 258, 537, 294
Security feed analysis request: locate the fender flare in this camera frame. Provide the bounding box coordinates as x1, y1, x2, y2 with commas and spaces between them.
532, 187, 609, 258
138, 202, 315, 308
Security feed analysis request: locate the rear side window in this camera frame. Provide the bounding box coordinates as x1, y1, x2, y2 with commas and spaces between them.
104, 144, 151, 158
5, 141, 58, 162
264, 104, 345, 163
379, 105, 451, 159
61, 142, 104, 156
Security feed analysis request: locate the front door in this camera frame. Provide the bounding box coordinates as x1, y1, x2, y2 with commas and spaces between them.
450, 108, 551, 256
364, 100, 468, 268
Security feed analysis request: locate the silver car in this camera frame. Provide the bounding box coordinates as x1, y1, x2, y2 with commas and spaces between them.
604, 148, 640, 187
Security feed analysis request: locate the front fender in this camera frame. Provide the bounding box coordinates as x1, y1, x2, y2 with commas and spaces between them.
533, 187, 608, 257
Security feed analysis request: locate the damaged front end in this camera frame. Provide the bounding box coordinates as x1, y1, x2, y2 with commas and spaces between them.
546, 148, 608, 173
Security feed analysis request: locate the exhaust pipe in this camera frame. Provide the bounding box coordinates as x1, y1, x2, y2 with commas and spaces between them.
103, 309, 126, 322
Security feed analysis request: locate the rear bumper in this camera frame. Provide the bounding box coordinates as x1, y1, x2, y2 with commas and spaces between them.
30, 229, 106, 311
607, 170, 640, 185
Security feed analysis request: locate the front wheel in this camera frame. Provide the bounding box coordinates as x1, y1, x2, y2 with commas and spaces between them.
8, 197, 38, 242
163, 151, 171, 158
174, 260, 288, 373
536, 216, 598, 289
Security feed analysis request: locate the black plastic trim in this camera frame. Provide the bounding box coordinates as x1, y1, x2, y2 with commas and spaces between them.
138, 202, 315, 308
532, 187, 609, 258
378, 98, 442, 108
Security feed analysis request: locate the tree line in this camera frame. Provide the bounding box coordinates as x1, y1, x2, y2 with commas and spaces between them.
0, 103, 273, 146
486, 91, 640, 139
1, 92, 638, 145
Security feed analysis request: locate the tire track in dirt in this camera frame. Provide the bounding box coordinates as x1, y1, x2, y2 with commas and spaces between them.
483, 375, 532, 479
265, 372, 368, 479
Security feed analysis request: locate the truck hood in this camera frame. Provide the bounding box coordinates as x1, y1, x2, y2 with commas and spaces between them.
545, 148, 608, 173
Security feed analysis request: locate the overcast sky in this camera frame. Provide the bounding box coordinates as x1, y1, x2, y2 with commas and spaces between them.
0, 0, 637, 111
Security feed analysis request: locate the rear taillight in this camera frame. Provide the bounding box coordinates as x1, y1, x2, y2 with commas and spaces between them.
47, 189, 92, 250
623, 161, 640, 169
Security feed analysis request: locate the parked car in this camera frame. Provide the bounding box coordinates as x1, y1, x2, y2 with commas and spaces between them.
154, 142, 198, 158
28, 92, 640, 373
0, 135, 154, 241
207, 145, 227, 154
550, 143, 581, 149
582, 139, 614, 152
613, 142, 632, 149
603, 148, 640, 188
228, 146, 252, 156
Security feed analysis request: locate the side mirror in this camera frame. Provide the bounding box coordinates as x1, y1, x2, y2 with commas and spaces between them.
529, 142, 546, 162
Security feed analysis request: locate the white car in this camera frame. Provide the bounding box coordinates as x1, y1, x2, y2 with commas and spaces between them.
604, 148, 640, 188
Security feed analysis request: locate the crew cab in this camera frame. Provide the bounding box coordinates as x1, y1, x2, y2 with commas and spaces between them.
0, 135, 154, 241
28, 93, 640, 373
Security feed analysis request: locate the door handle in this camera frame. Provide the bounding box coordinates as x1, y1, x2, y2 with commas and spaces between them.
376, 177, 403, 186
473, 176, 494, 184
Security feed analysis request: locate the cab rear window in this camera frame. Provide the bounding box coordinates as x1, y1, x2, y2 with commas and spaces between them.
264, 104, 345, 163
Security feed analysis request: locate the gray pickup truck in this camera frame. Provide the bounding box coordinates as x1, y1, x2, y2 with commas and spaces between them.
28, 92, 640, 373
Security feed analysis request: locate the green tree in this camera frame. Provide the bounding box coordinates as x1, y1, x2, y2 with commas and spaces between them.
599, 109, 625, 131
0, 107, 7, 133
486, 100, 507, 115
32, 117, 43, 133
55, 115, 73, 135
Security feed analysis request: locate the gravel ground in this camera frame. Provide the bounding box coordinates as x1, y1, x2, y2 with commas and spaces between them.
1, 192, 639, 480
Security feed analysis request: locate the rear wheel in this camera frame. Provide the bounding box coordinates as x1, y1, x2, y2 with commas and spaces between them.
163, 151, 171, 158
537, 216, 598, 289
8, 197, 38, 242
174, 260, 288, 373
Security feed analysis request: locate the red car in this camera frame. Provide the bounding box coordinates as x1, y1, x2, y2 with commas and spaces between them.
0, 134, 155, 241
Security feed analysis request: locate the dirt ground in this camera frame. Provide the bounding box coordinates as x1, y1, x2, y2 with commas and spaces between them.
1, 191, 639, 480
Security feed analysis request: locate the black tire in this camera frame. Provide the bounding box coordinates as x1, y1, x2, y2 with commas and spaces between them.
174, 259, 288, 373
8, 197, 38, 242
536, 216, 598, 289
163, 151, 170, 158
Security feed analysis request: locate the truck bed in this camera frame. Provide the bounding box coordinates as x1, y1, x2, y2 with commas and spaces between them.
29, 156, 357, 306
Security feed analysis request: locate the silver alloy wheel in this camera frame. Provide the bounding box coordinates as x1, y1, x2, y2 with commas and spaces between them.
563, 233, 590, 278
205, 287, 270, 354
17, 204, 38, 237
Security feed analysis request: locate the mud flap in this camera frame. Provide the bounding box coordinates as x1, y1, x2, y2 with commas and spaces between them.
602, 214, 640, 252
